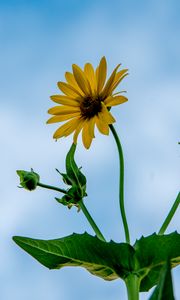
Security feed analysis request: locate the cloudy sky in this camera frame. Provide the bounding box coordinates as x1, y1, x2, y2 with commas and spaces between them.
0, 1, 179, 299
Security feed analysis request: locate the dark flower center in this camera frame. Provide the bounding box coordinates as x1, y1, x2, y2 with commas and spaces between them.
80, 96, 102, 118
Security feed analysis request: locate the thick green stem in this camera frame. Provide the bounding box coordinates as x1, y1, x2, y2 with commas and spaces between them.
37, 182, 67, 194
158, 192, 180, 235
110, 124, 130, 244
125, 274, 140, 300
79, 200, 106, 242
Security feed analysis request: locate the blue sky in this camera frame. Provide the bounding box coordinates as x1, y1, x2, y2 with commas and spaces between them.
0, 1, 180, 299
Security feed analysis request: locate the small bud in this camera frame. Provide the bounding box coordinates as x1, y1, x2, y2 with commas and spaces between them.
17, 168, 40, 191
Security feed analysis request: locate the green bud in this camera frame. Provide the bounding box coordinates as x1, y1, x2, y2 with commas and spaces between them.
17, 168, 40, 191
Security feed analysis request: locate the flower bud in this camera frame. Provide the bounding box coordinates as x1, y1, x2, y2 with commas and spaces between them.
17, 169, 40, 191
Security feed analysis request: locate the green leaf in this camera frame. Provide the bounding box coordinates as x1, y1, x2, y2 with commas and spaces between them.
55, 188, 82, 209
66, 143, 86, 192
134, 232, 180, 291
60, 172, 73, 186
13, 231, 180, 292
13, 233, 135, 281
55, 195, 72, 207
149, 260, 175, 300
55, 144, 87, 209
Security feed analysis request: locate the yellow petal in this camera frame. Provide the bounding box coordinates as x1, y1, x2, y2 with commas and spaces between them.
113, 91, 127, 96
58, 82, 82, 97
84, 63, 96, 92
110, 69, 128, 93
72, 64, 91, 95
103, 96, 113, 105
82, 120, 93, 149
95, 65, 99, 92
53, 118, 80, 139
95, 115, 109, 135
114, 69, 128, 82
104, 95, 128, 107
65, 72, 84, 96
88, 117, 95, 138
50, 95, 80, 106
48, 105, 80, 115
96, 56, 107, 93
47, 112, 81, 124
101, 64, 121, 98
73, 118, 86, 144
101, 102, 116, 123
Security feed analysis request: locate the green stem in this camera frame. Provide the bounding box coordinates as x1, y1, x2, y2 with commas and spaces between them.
37, 182, 106, 242
110, 124, 130, 244
79, 200, 106, 242
37, 182, 67, 194
125, 274, 140, 300
158, 192, 180, 235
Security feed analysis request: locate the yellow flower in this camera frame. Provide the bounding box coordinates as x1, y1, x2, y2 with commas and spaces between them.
47, 57, 128, 149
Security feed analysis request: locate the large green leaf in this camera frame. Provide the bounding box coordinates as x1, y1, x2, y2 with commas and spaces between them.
13, 233, 135, 281
149, 261, 175, 300
13, 232, 180, 292
134, 232, 180, 291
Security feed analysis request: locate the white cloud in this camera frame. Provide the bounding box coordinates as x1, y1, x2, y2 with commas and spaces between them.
0, 1, 180, 299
